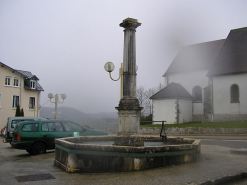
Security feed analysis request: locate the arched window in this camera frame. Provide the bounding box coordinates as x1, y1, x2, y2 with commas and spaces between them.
192, 86, 202, 102
231, 84, 239, 103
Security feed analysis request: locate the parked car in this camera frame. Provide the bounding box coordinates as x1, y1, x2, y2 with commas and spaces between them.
3, 117, 47, 144
1, 126, 6, 136
11, 120, 108, 155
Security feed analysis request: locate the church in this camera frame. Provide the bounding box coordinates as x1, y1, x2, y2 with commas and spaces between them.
151, 27, 247, 124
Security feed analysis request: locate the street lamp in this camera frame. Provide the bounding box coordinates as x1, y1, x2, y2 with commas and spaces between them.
104, 62, 123, 98
48, 93, 66, 119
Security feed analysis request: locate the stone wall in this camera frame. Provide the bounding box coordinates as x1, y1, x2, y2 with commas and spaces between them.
213, 114, 247, 122
192, 114, 247, 123
140, 127, 247, 135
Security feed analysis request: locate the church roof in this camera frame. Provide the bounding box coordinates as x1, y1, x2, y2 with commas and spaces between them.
207, 27, 247, 76
150, 83, 192, 100
163, 39, 225, 76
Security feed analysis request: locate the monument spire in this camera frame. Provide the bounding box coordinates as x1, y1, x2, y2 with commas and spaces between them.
115, 18, 143, 138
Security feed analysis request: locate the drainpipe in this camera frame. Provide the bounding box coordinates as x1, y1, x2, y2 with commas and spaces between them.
211, 77, 214, 122
37, 91, 40, 117
176, 99, 179, 124
19, 78, 22, 108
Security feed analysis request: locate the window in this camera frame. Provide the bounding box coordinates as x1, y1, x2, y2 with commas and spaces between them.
231, 84, 239, 103
22, 123, 39, 132
42, 123, 49, 132
11, 119, 34, 128
12, 95, 19, 108
30, 80, 36, 89
42, 122, 63, 132
5, 76, 11, 86
13, 78, 20, 87
29, 97, 35, 109
192, 86, 202, 102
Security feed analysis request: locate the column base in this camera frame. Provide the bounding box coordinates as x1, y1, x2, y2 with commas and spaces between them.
115, 97, 143, 136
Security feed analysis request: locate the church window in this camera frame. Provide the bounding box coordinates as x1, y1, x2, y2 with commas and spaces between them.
192, 86, 202, 102
231, 84, 239, 103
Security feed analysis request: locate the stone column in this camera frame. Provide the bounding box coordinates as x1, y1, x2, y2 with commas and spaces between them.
115, 18, 143, 139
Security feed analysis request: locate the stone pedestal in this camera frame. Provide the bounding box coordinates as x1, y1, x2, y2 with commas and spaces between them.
116, 97, 143, 136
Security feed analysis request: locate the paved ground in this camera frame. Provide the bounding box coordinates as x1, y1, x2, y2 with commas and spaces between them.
0, 135, 247, 185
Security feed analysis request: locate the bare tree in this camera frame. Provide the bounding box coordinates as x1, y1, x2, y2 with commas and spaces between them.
144, 88, 156, 116
136, 86, 146, 116
137, 83, 165, 117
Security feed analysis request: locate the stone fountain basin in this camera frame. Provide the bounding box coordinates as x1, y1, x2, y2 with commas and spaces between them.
54, 136, 201, 173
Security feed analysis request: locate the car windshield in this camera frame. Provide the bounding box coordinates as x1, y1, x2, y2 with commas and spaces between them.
11, 119, 34, 128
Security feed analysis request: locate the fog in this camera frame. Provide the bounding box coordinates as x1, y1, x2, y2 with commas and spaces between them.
0, 0, 246, 113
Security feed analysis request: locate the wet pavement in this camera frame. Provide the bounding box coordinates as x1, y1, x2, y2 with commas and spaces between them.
0, 135, 247, 185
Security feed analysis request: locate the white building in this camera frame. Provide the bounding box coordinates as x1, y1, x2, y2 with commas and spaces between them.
151, 27, 247, 124
0, 62, 44, 128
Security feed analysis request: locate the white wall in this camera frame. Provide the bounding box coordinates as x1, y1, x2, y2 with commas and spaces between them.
152, 99, 192, 124
165, 69, 209, 114
213, 73, 247, 114
178, 99, 192, 123
152, 99, 176, 124
193, 103, 204, 114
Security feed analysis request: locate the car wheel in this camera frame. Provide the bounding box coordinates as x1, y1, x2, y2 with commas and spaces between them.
31, 142, 47, 155
26, 149, 33, 155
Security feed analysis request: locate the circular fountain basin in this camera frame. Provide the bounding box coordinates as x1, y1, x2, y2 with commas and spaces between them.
54, 135, 201, 173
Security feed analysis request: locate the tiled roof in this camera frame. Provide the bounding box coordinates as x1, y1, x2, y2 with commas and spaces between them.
0, 62, 44, 91
23, 82, 44, 91
150, 83, 192, 100
207, 27, 247, 76
16, 70, 39, 80
163, 39, 225, 76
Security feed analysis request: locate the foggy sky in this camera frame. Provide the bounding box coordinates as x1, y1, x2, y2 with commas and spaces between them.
1, 0, 247, 113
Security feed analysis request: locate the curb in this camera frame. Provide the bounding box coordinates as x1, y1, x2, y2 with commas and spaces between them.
189, 172, 247, 185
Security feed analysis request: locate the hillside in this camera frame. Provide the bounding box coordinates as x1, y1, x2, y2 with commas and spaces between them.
39, 107, 118, 133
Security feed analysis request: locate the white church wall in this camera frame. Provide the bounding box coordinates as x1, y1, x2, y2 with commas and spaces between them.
213, 73, 247, 115
193, 103, 204, 114
178, 99, 192, 123
165, 69, 209, 115
152, 99, 177, 124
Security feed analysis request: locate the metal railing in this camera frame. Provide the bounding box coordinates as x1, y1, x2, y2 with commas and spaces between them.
140, 121, 167, 140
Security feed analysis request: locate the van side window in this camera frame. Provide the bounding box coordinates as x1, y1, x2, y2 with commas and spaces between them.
52, 122, 63, 132
12, 119, 34, 128
42, 122, 63, 132
42, 123, 49, 132
22, 123, 38, 132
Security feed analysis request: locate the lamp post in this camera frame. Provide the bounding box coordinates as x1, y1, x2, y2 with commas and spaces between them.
48, 93, 66, 119
104, 62, 123, 98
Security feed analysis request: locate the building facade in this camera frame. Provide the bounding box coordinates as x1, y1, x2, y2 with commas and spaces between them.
152, 27, 247, 124
0, 62, 44, 128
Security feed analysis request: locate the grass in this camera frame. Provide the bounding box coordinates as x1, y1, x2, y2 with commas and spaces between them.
141, 121, 247, 129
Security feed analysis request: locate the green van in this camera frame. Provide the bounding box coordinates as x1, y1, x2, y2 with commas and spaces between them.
4, 117, 47, 144
11, 120, 108, 154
